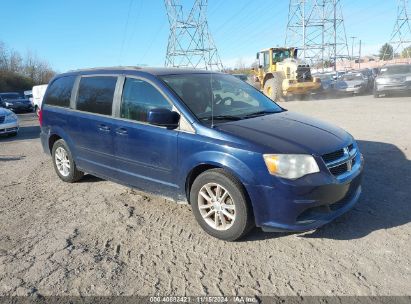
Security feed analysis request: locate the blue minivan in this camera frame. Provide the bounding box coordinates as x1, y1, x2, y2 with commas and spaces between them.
40, 67, 363, 241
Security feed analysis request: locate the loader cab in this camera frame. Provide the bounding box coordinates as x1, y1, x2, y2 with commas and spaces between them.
257, 48, 298, 71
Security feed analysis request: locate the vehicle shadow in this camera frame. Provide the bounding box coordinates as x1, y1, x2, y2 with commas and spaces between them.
246, 140, 411, 241
0, 126, 40, 142
77, 174, 104, 183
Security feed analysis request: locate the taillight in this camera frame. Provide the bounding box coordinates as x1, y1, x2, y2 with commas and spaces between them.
38, 109, 43, 127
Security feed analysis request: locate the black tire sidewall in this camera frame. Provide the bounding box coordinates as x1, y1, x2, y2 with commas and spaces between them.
190, 169, 252, 241
52, 140, 78, 182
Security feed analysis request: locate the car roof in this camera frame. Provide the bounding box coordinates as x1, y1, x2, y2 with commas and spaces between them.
60, 66, 222, 78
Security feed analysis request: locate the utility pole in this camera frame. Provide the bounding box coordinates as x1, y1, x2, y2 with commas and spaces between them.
350, 36, 357, 67
164, 0, 223, 70
358, 39, 362, 69
285, 0, 349, 69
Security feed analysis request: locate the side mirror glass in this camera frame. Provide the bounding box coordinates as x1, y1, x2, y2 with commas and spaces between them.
147, 108, 180, 129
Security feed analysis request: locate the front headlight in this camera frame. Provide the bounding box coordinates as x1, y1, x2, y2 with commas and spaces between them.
4, 102, 12, 107
4, 112, 17, 123
263, 154, 320, 179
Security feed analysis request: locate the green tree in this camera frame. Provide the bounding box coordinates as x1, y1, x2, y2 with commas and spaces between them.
401, 46, 411, 58
379, 43, 394, 60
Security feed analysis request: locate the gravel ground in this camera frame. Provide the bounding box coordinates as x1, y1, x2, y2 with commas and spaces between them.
0, 94, 410, 297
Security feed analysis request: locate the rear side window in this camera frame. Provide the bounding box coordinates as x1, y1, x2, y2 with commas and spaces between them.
44, 76, 76, 107
76, 76, 117, 115
120, 78, 172, 122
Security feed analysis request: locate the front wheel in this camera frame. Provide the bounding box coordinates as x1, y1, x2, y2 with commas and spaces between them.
190, 169, 254, 241
52, 139, 84, 183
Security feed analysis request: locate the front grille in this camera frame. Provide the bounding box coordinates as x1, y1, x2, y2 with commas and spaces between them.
329, 163, 348, 176
322, 149, 344, 163
0, 116, 4, 124
296, 66, 313, 82
322, 143, 358, 177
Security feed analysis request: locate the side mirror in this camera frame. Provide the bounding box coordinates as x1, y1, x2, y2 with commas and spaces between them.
256, 53, 260, 59
147, 108, 180, 129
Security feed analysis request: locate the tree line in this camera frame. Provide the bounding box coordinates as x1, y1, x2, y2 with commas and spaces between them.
0, 41, 56, 93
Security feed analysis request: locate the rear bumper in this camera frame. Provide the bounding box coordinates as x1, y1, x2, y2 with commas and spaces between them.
40, 129, 50, 154
4, 104, 33, 112
246, 157, 364, 232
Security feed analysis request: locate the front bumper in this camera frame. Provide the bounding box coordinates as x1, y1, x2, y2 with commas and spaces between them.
375, 83, 411, 94
0, 121, 19, 135
283, 80, 321, 95
246, 155, 364, 232
336, 87, 364, 94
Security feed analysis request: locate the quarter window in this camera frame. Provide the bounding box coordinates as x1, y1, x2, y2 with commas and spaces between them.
120, 78, 172, 122
76, 76, 117, 115
44, 76, 76, 107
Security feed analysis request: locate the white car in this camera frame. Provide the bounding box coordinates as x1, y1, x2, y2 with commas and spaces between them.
0, 107, 19, 136
32, 84, 48, 116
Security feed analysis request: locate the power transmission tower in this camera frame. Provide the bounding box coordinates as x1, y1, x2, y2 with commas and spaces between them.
164, 0, 224, 70
387, 0, 411, 58
285, 0, 349, 70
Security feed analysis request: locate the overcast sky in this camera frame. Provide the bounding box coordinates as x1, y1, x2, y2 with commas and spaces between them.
0, 0, 399, 72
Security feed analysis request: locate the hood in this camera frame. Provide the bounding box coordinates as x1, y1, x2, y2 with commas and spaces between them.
216, 111, 351, 155
0, 107, 13, 116
378, 73, 410, 82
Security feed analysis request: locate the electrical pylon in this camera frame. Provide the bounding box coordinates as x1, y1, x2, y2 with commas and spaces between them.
388, 0, 411, 58
285, 0, 350, 69
164, 0, 224, 70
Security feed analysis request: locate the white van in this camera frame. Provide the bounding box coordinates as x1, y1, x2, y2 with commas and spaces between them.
32, 84, 48, 116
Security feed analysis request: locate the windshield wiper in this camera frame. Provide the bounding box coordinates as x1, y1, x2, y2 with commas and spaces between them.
199, 115, 243, 121
242, 110, 279, 118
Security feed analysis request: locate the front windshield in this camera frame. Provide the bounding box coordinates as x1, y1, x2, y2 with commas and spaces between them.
1, 93, 22, 100
161, 73, 283, 124
272, 50, 291, 63
380, 65, 411, 76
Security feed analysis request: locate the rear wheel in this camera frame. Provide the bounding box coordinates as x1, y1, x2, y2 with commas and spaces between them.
190, 169, 254, 241
52, 139, 84, 183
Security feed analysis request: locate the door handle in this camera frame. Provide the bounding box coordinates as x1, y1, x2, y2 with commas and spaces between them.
98, 124, 110, 132
115, 127, 128, 135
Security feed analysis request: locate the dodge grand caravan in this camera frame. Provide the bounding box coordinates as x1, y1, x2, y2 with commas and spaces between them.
40, 67, 363, 241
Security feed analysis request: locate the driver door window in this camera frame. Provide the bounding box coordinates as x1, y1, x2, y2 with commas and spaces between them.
120, 78, 172, 123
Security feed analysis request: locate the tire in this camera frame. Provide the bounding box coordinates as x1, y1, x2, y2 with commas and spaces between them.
52, 139, 84, 183
263, 73, 284, 102
190, 169, 254, 241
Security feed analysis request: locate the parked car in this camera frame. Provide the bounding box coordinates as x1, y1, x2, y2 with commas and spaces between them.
40, 67, 363, 241
0, 107, 19, 136
374, 64, 411, 98
358, 69, 374, 92
0, 92, 33, 113
24, 90, 33, 104
32, 84, 48, 116
313, 73, 336, 96
334, 73, 368, 95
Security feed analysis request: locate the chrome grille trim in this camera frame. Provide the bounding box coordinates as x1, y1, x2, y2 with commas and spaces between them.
322, 144, 358, 177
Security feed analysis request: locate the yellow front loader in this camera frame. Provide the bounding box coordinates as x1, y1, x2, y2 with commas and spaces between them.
252, 47, 321, 101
